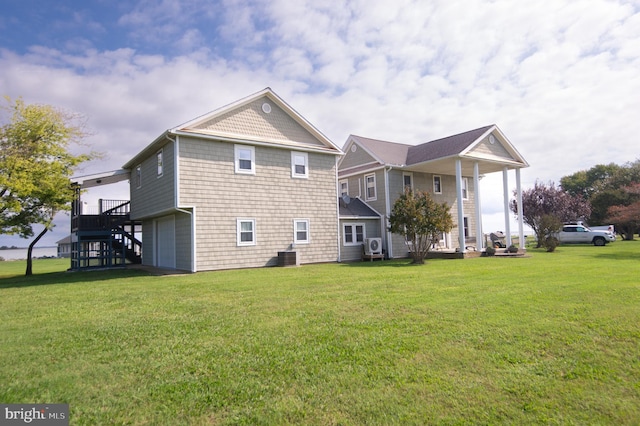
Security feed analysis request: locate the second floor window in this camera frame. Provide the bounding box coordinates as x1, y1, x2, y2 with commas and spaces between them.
339, 180, 348, 196
291, 152, 308, 178
462, 177, 469, 200
403, 173, 413, 192
157, 150, 163, 177
365, 174, 376, 201
235, 145, 255, 174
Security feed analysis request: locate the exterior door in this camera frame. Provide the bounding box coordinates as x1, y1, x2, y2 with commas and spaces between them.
155, 215, 176, 268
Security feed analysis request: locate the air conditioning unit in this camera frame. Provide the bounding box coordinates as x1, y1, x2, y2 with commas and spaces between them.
364, 237, 382, 255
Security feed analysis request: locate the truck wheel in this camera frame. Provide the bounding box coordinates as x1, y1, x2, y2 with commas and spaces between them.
593, 237, 606, 246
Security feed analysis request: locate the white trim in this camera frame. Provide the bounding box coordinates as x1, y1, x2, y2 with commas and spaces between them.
343, 223, 366, 246
338, 164, 386, 179
291, 151, 309, 179
402, 172, 413, 192
433, 175, 442, 194
293, 219, 310, 244
157, 149, 164, 177
365, 173, 377, 201
234, 145, 255, 175
237, 218, 256, 246
339, 179, 349, 196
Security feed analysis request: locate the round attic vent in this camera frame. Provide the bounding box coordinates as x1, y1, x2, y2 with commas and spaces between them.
262, 103, 272, 114
489, 135, 496, 144
351, 145, 357, 152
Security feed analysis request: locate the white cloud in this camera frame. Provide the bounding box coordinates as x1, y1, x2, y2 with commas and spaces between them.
1, 0, 640, 247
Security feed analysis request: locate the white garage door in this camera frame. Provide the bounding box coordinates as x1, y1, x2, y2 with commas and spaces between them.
155, 215, 176, 269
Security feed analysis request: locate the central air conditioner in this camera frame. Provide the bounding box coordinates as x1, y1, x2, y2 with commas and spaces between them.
364, 237, 382, 255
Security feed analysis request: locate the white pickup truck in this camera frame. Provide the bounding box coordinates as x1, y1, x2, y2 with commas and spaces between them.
557, 224, 616, 246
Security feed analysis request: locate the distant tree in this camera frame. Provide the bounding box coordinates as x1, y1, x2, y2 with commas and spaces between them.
510, 180, 591, 248
561, 161, 640, 238
561, 163, 621, 200
389, 189, 455, 264
606, 183, 640, 240
0, 97, 96, 275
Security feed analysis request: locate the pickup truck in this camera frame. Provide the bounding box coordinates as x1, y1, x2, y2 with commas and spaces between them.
557, 225, 616, 246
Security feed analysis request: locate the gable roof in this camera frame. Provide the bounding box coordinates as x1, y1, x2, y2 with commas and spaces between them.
340, 124, 528, 176
406, 125, 493, 165
124, 88, 341, 169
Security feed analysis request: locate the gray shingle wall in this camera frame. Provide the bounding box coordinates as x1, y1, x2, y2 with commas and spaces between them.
339, 143, 378, 170
130, 141, 175, 220
178, 136, 338, 271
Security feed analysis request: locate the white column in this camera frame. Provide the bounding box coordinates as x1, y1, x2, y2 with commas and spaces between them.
516, 168, 525, 250
456, 159, 465, 252
503, 167, 512, 247
473, 162, 483, 251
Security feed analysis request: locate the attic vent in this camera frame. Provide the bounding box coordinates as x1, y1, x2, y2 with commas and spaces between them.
351, 145, 357, 152
262, 103, 272, 114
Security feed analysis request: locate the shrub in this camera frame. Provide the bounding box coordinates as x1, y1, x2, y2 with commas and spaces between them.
544, 236, 560, 252
508, 245, 519, 253
485, 246, 496, 256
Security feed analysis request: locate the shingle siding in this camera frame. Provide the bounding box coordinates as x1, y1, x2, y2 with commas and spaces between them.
130, 141, 175, 220
178, 136, 338, 271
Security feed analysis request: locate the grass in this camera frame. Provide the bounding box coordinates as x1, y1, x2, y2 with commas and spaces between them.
1, 243, 639, 425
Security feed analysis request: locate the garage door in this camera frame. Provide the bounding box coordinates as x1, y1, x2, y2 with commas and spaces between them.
156, 215, 176, 269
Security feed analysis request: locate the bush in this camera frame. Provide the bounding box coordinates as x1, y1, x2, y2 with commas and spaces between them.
507, 245, 519, 253
485, 246, 496, 256
543, 236, 560, 252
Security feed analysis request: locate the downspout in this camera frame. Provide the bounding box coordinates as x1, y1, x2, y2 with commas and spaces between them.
384, 166, 393, 258
336, 156, 341, 263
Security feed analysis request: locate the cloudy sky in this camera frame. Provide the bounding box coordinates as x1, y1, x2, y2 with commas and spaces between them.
1, 0, 639, 248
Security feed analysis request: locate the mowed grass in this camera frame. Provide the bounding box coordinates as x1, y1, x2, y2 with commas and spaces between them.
1, 242, 639, 425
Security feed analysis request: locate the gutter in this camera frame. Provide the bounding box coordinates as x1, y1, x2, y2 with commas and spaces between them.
384, 166, 393, 259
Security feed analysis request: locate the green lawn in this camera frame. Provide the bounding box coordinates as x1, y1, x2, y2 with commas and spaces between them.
1, 242, 639, 425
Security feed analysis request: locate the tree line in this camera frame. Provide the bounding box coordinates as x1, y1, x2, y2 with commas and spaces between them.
510, 161, 640, 250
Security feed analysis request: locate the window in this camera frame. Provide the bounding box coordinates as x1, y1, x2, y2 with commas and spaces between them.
237, 219, 256, 246
343, 223, 365, 246
463, 217, 469, 238
135, 165, 142, 188
433, 175, 442, 194
157, 150, 163, 177
365, 174, 376, 201
339, 180, 349, 197
462, 177, 469, 200
294, 219, 309, 244
403, 173, 413, 192
235, 145, 255, 174
291, 152, 308, 178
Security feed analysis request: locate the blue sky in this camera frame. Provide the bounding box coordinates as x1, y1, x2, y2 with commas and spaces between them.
1, 0, 640, 248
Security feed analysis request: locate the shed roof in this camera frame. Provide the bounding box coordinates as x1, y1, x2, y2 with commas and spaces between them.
338, 196, 381, 218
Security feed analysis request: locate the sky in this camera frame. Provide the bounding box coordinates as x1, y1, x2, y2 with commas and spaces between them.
1, 0, 639, 248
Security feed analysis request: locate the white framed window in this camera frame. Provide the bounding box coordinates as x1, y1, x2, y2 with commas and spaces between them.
135, 165, 142, 188
433, 175, 442, 194
237, 219, 256, 246
403, 172, 413, 192
339, 179, 349, 197
235, 145, 255, 174
291, 151, 308, 178
343, 223, 365, 246
365, 173, 376, 201
294, 219, 310, 244
463, 217, 470, 238
157, 150, 163, 177
462, 177, 469, 200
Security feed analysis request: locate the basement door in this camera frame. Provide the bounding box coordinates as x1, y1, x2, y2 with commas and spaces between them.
155, 215, 176, 269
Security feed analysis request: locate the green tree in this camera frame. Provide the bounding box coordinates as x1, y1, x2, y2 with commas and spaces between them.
389, 188, 455, 265
561, 161, 640, 239
0, 97, 95, 275
510, 181, 591, 248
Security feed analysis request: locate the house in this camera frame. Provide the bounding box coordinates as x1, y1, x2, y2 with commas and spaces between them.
56, 235, 72, 258
337, 126, 529, 260
120, 88, 343, 272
